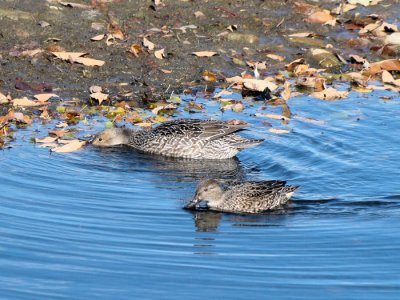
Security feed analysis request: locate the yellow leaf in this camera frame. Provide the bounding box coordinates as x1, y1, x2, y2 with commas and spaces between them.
52, 140, 86, 153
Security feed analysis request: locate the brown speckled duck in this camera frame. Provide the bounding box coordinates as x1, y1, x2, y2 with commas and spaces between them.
92, 118, 263, 159
185, 179, 299, 213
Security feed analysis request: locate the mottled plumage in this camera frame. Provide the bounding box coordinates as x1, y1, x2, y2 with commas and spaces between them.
92, 119, 263, 159
185, 179, 299, 213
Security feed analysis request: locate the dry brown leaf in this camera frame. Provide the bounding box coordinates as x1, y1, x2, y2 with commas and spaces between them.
151, 103, 177, 115
13, 97, 44, 107
194, 11, 205, 18
255, 113, 290, 121
243, 79, 278, 92
52, 140, 86, 153
307, 10, 336, 25
90, 92, 108, 105
34, 93, 59, 102
384, 32, 400, 46
160, 69, 172, 74
89, 85, 102, 93
269, 128, 290, 134
382, 70, 400, 87
281, 81, 291, 101
74, 57, 105, 67
331, 3, 357, 14
143, 37, 155, 50
51, 51, 87, 60
111, 30, 124, 40
56, 122, 68, 128
213, 90, 233, 99
266, 54, 285, 61
154, 48, 165, 59
225, 76, 244, 84
311, 87, 349, 100
363, 59, 400, 75
91, 34, 105, 41
293, 64, 310, 76
35, 136, 57, 143
288, 32, 314, 38
21, 49, 43, 57
49, 130, 66, 138
0, 92, 9, 104
286, 58, 306, 71
192, 51, 218, 57
129, 44, 143, 57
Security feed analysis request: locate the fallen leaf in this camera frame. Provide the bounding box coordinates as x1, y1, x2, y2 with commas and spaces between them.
39, 143, 58, 148
202, 71, 217, 82
382, 70, 400, 87
293, 64, 310, 76
49, 130, 66, 138
154, 48, 165, 59
243, 79, 278, 92
384, 32, 400, 46
40, 110, 50, 119
52, 140, 86, 153
90, 34, 105, 41
56, 122, 68, 128
151, 103, 177, 115
232, 102, 244, 113
281, 81, 291, 101
194, 11, 205, 18
51, 52, 87, 60
89, 85, 102, 93
110, 29, 124, 40
13, 97, 44, 107
143, 37, 155, 50
90, 92, 108, 105
255, 113, 290, 121
331, 3, 357, 14
307, 10, 336, 25
74, 57, 105, 67
269, 128, 290, 134
192, 51, 218, 57
35, 136, 57, 143
225, 76, 244, 84
363, 59, 400, 75
213, 89, 233, 99
160, 69, 172, 74
266, 54, 285, 61
348, 0, 383, 6
286, 58, 306, 71
129, 44, 143, 57
0, 92, 9, 104
34, 93, 59, 102
21, 49, 43, 57
311, 87, 349, 100
59, 2, 92, 9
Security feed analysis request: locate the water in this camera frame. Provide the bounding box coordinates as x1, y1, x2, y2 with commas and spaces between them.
1, 90, 400, 299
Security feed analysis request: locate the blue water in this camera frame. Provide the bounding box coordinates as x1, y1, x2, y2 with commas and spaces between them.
1, 90, 400, 299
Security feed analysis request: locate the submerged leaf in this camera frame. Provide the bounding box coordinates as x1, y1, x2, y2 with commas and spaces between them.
52, 140, 86, 153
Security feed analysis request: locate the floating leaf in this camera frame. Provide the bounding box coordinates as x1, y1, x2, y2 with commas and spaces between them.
363, 59, 400, 75
243, 79, 278, 92
311, 87, 349, 100
269, 128, 290, 134
192, 51, 218, 57
307, 10, 336, 25
51, 140, 86, 153
255, 113, 290, 121
35, 136, 57, 143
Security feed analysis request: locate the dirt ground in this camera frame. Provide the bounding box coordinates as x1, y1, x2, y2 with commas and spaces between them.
1, 0, 398, 102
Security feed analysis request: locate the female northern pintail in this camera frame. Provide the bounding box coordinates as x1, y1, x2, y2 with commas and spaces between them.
92, 118, 263, 159
185, 179, 299, 213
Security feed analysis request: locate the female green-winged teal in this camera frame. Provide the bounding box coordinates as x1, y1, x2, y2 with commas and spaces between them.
185, 179, 299, 213
92, 119, 263, 159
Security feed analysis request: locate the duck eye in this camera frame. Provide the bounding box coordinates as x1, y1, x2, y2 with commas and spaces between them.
98, 138, 103, 142
204, 188, 208, 192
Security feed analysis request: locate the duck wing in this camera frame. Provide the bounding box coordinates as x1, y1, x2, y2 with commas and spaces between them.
152, 119, 249, 140
231, 180, 290, 198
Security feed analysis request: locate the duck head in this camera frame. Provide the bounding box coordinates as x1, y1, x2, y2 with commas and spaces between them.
185, 179, 224, 210
92, 128, 131, 147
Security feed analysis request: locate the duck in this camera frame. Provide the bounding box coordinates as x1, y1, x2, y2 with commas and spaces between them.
185, 179, 299, 213
92, 118, 263, 159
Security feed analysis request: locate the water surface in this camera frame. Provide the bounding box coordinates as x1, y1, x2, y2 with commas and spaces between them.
1, 90, 400, 299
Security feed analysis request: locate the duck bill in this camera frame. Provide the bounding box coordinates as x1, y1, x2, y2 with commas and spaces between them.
184, 196, 201, 210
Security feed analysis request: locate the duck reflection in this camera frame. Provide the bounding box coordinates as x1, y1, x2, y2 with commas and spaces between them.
91, 146, 245, 182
